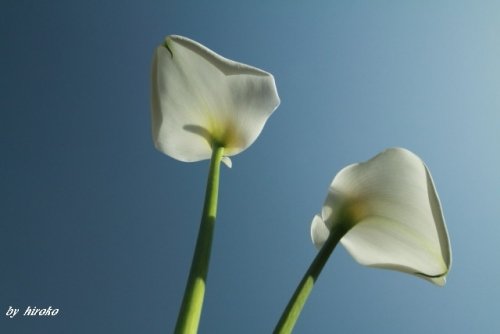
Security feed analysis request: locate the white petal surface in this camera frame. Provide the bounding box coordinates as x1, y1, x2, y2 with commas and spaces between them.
314, 148, 451, 285
311, 215, 330, 250
151, 35, 280, 162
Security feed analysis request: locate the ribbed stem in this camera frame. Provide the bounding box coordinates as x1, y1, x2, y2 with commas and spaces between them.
174, 146, 224, 334
273, 225, 348, 334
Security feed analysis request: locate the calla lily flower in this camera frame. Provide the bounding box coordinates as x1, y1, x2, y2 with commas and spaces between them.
311, 148, 452, 285
151, 35, 280, 167
153, 35, 280, 333
274, 149, 452, 333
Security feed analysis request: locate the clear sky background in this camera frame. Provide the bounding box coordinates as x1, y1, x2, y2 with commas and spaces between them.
1, 1, 499, 333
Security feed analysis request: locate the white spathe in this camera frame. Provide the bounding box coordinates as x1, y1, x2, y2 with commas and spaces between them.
151, 35, 280, 166
311, 148, 451, 286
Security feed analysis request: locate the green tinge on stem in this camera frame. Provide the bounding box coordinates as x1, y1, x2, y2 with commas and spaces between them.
273, 224, 349, 334
174, 146, 225, 334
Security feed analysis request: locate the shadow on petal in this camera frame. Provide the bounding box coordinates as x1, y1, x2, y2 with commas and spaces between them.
184, 124, 213, 147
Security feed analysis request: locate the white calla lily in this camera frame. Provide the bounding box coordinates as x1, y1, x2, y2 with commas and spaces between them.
151, 35, 280, 166
153, 35, 281, 333
311, 148, 451, 285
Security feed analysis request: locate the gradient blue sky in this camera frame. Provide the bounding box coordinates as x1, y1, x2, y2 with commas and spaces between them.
1, 1, 499, 333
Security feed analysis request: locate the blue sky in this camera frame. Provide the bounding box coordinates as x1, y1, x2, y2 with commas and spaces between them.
1, 1, 499, 333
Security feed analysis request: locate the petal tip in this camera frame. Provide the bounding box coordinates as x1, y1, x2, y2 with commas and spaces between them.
221, 156, 232, 168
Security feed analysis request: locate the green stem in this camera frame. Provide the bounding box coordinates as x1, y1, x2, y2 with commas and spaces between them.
174, 146, 224, 334
273, 225, 349, 334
